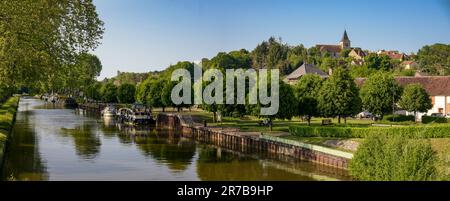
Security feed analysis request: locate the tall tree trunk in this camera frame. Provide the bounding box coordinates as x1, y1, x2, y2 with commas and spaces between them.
307, 116, 311, 126
338, 115, 341, 124
162, 107, 165, 112
269, 117, 273, 131
213, 112, 217, 123
344, 117, 347, 125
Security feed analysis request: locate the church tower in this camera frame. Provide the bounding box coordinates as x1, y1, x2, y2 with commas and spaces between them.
339, 30, 351, 50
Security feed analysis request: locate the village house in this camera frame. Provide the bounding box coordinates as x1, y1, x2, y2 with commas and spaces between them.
377, 50, 409, 61
356, 74, 450, 120
400, 60, 419, 70
348, 48, 367, 65
284, 63, 329, 84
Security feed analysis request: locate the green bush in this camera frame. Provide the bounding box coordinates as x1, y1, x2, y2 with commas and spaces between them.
289, 125, 450, 138
349, 133, 438, 181
383, 114, 415, 122
422, 116, 448, 124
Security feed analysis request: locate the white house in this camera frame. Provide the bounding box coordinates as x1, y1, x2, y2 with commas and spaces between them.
356, 75, 450, 120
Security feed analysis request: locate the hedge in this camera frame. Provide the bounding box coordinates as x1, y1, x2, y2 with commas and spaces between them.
383, 114, 415, 122
422, 116, 448, 124
289, 125, 450, 139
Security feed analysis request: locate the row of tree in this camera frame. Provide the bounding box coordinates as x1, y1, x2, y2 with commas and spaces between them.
85, 51, 431, 126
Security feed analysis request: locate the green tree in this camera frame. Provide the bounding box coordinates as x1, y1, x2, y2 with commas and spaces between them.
161, 81, 177, 111
117, 83, 136, 104
293, 74, 323, 126
364, 53, 393, 71
317, 67, 361, 124
100, 83, 118, 103
398, 84, 432, 119
349, 133, 437, 181
145, 79, 164, 110
417, 44, 450, 75
247, 80, 296, 130
85, 82, 102, 101
0, 0, 104, 90
360, 72, 402, 119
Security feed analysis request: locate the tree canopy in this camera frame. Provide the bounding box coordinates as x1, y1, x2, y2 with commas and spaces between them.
0, 0, 104, 92
398, 84, 432, 115
417, 43, 450, 75
317, 67, 361, 123
360, 72, 402, 118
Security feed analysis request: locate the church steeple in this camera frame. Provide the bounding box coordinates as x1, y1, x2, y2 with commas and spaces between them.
339, 30, 351, 50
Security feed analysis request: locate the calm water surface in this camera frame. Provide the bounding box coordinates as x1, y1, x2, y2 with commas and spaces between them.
1, 98, 350, 181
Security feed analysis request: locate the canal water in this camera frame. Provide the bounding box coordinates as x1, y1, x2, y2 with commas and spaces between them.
1, 97, 350, 181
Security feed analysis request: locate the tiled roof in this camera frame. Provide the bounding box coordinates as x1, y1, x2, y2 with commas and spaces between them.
378, 51, 407, 60
316, 44, 342, 53
285, 63, 329, 80
355, 76, 450, 96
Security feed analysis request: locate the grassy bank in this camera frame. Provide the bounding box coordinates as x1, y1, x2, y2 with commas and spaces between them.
0, 96, 20, 169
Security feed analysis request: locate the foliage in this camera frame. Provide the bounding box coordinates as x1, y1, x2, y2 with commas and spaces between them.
417, 43, 450, 75
349, 133, 437, 181
383, 114, 415, 122
360, 72, 402, 118
349, 65, 376, 78
84, 82, 102, 101
398, 84, 432, 115
0, 0, 104, 91
117, 83, 136, 104
293, 74, 323, 125
289, 124, 450, 138
364, 53, 393, 71
145, 79, 165, 109
100, 83, 118, 103
317, 67, 361, 123
422, 116, 448, 124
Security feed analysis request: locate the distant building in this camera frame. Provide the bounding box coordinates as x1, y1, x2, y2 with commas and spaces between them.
316, 30, 351, 58
348, 48, 367, 66
377, 50, 408, 61
355, 74, 450, 120
284, 63, 329, 84
348, 48, 367, 60
400, 60, 419, 70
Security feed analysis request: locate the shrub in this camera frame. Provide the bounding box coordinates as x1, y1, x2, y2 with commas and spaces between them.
383, 114, 415, 122
289, 125, 450, 138
422, 116, 448, 124
349, 133, 438, 181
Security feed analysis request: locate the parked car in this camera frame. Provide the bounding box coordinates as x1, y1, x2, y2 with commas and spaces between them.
430, 113, 444, 117
446, 113, 450, 118
356, 111, 373, 119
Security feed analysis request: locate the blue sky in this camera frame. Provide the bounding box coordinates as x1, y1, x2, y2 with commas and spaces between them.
93, 0, 450, 79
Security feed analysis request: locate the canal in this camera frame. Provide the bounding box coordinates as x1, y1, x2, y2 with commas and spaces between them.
1, 97, 350, 181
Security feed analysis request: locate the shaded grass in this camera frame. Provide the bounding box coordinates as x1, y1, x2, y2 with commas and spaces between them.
0, 96, 20, 169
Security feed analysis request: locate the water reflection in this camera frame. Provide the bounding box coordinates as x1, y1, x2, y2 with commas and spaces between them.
60, 124, 101, 160
1, 98, 48, 181
2, 98, 350, 181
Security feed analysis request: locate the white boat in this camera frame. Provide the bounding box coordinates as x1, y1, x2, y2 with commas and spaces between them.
101, 106, 117, 117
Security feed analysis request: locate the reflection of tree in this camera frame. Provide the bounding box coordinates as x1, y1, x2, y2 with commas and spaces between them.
60, 124, 100, 159
1, 108, 48, 181
196, 146, 314, 181
133, 135, 196, 172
